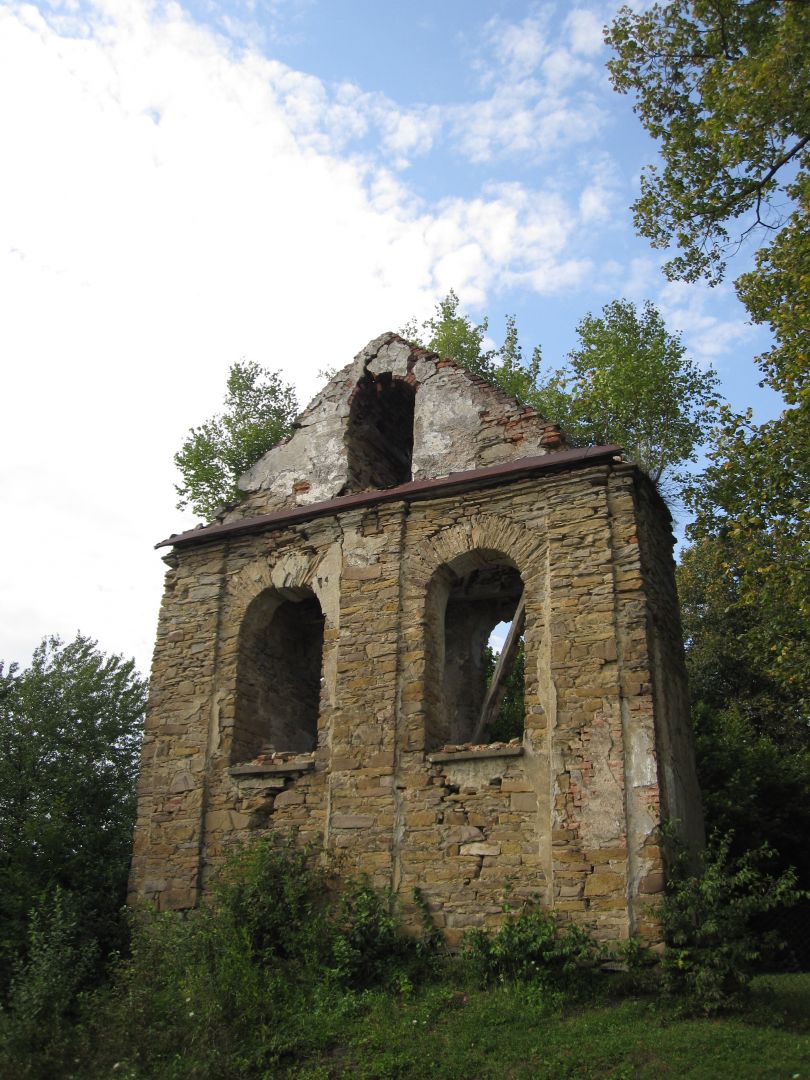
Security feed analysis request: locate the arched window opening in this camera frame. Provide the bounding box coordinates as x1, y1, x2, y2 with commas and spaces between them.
427, 554, 525, 750
345, 372, 415, 492
233, 588, 325, 762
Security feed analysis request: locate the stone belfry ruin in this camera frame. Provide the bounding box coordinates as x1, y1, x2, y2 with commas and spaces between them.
130, 332, 703, 945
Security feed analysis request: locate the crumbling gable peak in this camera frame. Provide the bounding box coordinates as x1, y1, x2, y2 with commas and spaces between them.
232, 331, 567, 518
353, 331, 554, 424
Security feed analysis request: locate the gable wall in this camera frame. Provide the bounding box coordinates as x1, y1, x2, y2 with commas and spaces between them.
228, 334, 564, 521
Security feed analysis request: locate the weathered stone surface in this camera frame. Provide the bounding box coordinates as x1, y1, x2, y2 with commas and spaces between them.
129, 333, 704, 952
460, 842, 501, 857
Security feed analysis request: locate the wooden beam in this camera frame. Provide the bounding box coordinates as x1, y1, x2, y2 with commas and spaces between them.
471, 592, 526, 744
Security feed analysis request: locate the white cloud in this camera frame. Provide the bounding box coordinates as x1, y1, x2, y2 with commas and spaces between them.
490, 15, 547, 77
657, 281, 755, 364
576, 153, 621, 225
565, 9, 605, 57
0, 0, 600, 672
443, 7, 608, 164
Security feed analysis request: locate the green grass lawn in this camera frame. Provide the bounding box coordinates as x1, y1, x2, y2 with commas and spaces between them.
288, 975, 810, 1080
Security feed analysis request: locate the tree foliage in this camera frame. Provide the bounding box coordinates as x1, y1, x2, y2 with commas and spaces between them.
608, 5, 810, 903
484, 638, 526, 743
679, 526, 810, 892
541, 299, 719, 486
682, 407, 810, 720
606, 0, 809, 405
0, 635, 146, 997
405, 292, 718, 490
174, 361, 298, 520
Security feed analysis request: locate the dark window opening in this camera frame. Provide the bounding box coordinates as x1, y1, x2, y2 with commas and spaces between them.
344, 372, 415, 492
233, 588, 325, 762
436, 560, 525, 748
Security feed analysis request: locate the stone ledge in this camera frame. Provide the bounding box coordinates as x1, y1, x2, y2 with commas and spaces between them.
427, 746, 524, 764
230, 759, 316, 777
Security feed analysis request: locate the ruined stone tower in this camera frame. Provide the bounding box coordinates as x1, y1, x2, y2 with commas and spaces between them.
130, 332, 703, 945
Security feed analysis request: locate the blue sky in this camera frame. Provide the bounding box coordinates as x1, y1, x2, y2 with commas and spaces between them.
0, 0, 783, 672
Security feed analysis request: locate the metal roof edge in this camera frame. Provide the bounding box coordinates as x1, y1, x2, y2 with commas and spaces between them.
156, 444, 624, 550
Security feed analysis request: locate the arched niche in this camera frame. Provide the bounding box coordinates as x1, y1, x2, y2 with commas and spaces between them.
344, 372, 415, 492
424, 549, 525, 750
232, 586, 325, 762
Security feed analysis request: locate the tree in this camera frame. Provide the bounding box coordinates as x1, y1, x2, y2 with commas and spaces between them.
402, 290, 496, 381
606, 1, 809, 403
0, 635, 146, 996
539, 299, 719, 487
402, 291, 544, 401
606, 2, 810, 737
175, 361, 298, 520
678, 532, 810, 921
682, 408, 810, 720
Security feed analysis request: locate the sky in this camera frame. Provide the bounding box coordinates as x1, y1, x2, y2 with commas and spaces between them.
0, 0, 784, 675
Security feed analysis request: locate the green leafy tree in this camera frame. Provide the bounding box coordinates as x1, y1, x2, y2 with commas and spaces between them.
175, 361, 298, 520
539, 299, 719, 487
607, 6, 810, 868
679, 531, 810, 887
606, 0, 809, 403
483, 638, 526, 743
0, 635, 146, 997
682, 407, 810, 721
402, 291, 544, 401
402, 290, 496, 381
407, 292, 719, 491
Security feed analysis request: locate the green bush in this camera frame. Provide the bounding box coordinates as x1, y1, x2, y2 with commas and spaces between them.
0, 888, 97, 1080
463, 902, 604, 993
660, 831, 804, 1015
78, 836, 443, 1078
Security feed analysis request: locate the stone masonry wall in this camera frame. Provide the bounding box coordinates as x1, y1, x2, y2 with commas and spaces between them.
131, 460, 702, 947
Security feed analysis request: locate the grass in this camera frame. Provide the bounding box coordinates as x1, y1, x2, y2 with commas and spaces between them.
286, 974, 810, 1080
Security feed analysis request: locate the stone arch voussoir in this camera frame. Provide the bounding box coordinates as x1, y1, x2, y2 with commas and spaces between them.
226, 548, 327, 628
405, 513, 544, 598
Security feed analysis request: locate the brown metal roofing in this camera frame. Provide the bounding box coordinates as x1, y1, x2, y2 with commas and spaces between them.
157, 444, 624, 550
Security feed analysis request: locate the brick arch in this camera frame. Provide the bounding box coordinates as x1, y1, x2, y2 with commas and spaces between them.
226, 549, 325, 627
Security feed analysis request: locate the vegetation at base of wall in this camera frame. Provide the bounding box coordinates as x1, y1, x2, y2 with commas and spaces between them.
2, 833, 807, 1080
659, 829, 805, 1015
462, 902, 606, 994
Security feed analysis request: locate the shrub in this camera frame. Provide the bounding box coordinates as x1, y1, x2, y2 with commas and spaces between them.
463, 902, 604, 993
211, 835, 332, 968
82, 836, 443, 1077
660, 830, 804, 1014
0, 888, 97, 1080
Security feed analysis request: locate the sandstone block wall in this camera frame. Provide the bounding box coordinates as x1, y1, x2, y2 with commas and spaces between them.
130, 455, 703, 946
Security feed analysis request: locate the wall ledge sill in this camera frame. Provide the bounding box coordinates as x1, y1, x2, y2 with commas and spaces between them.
230, 759, 315, 777
427, 746, 524, 764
